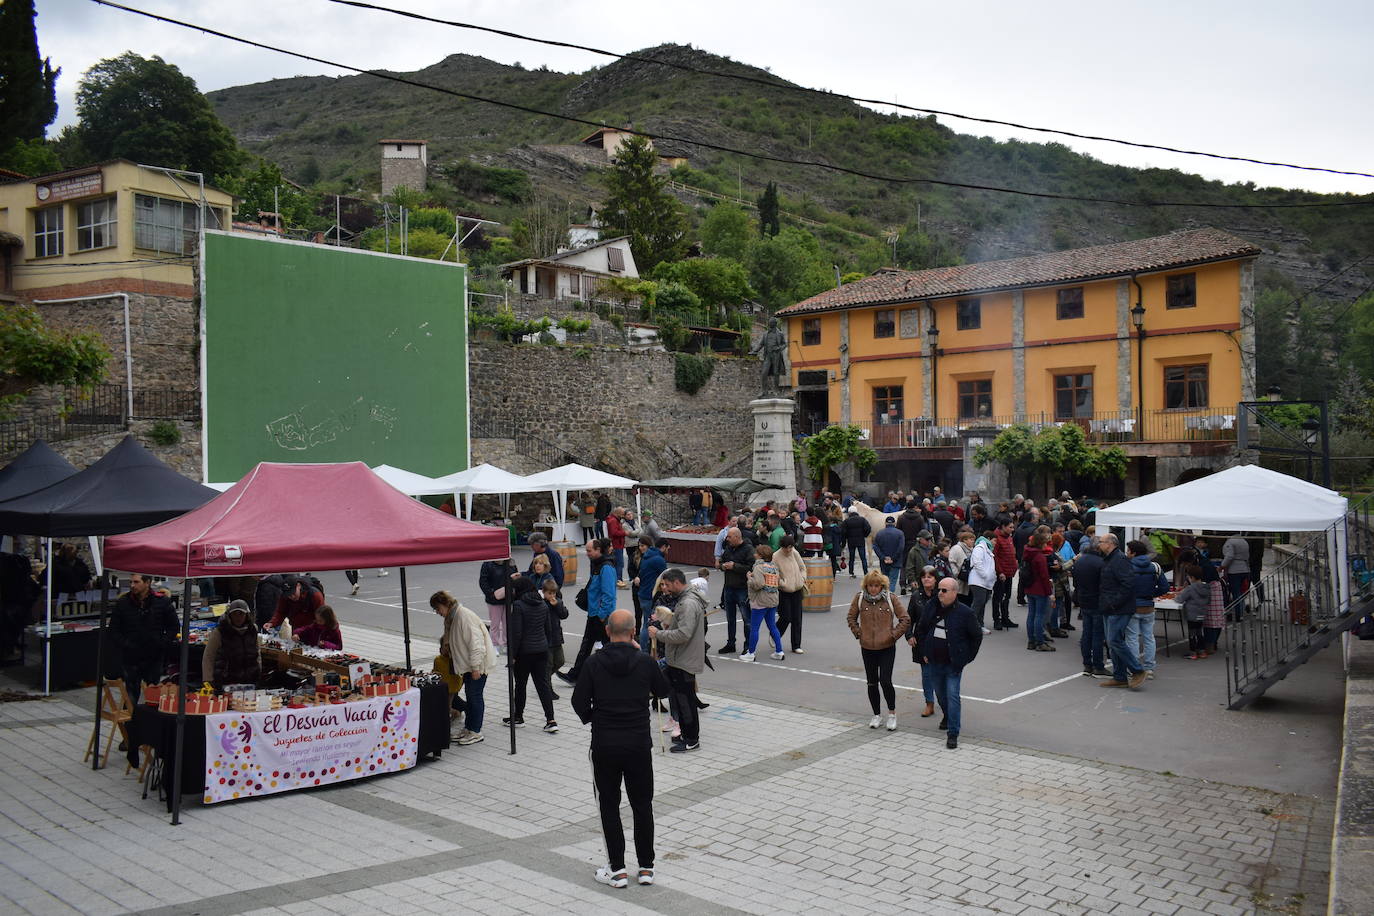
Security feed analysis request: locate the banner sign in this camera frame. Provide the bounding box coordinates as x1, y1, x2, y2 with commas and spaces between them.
202, 688, 419, 804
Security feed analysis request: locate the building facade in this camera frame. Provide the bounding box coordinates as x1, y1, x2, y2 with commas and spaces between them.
379, 139, 427, 196
777, 228, 1261, 498
500, 236, 639, 300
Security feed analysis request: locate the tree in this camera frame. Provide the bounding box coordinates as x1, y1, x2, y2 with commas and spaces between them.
0, 0, 59, 148
701, 204, 752, 257
510, 196, 570, 258
798, 424, 877, 486
0, 304, 109, 416
72, 53, 241, 180
972, 423, 1126, 494
652, 282, 703, 325
746, 226, 832, 310
757, 181, 780, 237
599, 134, 687, 272
220, 160, 320, 231
650, 257, 755, 316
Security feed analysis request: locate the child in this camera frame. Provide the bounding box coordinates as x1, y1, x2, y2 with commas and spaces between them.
297, 604, 342, 650
541, 578, 569, 690
690, 567, 711, 597
1177, 564, 1210, 659
744, 545, 785, 662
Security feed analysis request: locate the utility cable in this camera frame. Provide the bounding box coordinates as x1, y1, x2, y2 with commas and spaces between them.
91, 0, 1374, 210
327, 0, 1374, 182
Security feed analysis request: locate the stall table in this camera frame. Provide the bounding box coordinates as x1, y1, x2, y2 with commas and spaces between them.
663, 527, 721, 567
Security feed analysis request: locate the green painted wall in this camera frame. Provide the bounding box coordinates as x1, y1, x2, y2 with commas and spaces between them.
202, 231, 467, 482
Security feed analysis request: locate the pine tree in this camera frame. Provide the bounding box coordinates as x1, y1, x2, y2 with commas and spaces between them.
0, 0, 59, 146
599, 134, 687, 272
757, 181, 781, 237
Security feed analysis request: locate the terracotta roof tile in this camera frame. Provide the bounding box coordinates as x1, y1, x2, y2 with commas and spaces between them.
776, 227, 1261, 316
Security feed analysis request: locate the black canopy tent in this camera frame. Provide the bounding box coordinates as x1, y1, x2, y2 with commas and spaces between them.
0, 440, 78, 503
0, 435, 217, 736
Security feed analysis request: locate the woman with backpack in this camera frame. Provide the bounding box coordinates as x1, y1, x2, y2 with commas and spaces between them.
847, 569, 911, 731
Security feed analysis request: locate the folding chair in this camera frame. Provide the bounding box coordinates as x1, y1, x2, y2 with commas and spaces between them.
84, 678, 133, 769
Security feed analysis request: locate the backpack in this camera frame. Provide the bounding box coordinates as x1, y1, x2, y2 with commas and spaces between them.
1150, 562, 1169, 597
309, 575, 325, 596
958, 555, 972, 583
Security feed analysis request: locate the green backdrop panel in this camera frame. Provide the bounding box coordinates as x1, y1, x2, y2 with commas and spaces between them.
202, 231, 467, 482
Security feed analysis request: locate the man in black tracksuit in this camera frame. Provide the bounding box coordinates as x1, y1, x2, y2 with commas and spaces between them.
572, 609, 671, 889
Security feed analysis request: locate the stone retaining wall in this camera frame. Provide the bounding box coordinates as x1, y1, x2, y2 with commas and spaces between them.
1331, 629, 1374, 914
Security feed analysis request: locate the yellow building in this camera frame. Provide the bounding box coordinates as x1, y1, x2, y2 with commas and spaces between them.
777, 228, 1261, 498
0, 159, 236, 392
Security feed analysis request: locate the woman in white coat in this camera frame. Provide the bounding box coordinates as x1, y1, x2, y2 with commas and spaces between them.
431, 590, 499, 746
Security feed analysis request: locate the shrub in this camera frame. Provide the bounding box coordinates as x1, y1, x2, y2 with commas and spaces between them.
657, 315, 691, 352
674, 353, 714, 395
148, 421, 181, 447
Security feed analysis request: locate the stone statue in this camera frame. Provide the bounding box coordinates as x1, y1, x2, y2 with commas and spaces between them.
751, 317, 788, 393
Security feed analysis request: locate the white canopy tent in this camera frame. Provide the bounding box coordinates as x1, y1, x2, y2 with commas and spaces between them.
1095, 464, 1351, 609
432, 463, 545, 520
371, 464, 455, 497
521, 463, 638, 526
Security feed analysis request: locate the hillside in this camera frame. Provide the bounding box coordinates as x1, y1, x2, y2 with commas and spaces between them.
206, 44, 1374, 299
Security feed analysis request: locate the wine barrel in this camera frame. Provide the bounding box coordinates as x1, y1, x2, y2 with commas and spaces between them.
803, 555, 834, 613
555, 540, 579, 586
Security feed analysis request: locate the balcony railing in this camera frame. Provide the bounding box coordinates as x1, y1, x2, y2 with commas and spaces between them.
860, 408, 1241, 448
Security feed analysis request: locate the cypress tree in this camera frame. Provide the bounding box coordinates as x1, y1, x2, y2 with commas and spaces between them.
0, 0, 59, 145
757, 181, 781, 237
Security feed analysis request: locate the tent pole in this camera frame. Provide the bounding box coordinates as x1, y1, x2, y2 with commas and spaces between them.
506, 559, 516, 756
44, 538, 53, 696
91, 578, 111, 770
399, 567, 412, 670
170, 579, 192, 826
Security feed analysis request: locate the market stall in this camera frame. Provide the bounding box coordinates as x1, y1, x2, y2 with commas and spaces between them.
104, 460, 511, 823
432, 462, 545, 524
636, 477, 774, 566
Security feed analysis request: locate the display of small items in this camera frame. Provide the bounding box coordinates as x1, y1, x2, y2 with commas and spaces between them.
357, 673, 410, 697
225, 684, 287, 712
151, 683, 228, 715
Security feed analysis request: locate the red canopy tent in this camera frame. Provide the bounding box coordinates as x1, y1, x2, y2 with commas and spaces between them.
104, 461, 511, 824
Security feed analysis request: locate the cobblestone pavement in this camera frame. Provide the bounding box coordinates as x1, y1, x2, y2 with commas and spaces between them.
0, 620, 1331, 915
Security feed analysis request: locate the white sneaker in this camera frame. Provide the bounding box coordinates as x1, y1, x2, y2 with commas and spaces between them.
981, 627, 992, 635
869, 715, 882, 728
595, 865, 628, 888
886, 713, 897, 731
350, 583, 360, 596
793, 647, 805, 654
1146, 671, 1156, 679
739, 651, 756, 662
377, 568, 389, 577
637, 867, 654, 886
457, 731, 484, 746
770, 651, 785, 661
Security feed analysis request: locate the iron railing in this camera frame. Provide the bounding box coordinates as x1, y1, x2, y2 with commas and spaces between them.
858, 407, 1241, 448
469, 417, 582, 473
1224, 492, 1374, 708
0, 386, 201, 459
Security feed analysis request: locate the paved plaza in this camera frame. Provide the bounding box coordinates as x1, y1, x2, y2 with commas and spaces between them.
0, 557, 1340, 914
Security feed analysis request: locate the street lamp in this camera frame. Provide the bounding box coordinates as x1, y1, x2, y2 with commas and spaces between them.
1301, 417, 1321, 482
1265, 385, 1282, 402
927, 324, 941, 420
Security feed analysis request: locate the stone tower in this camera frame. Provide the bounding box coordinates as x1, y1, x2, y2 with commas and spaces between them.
379, 140, 427, 196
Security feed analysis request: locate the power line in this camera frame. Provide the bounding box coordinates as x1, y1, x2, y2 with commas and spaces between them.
327, 0, 1374, 183
90, 0, 1374, 210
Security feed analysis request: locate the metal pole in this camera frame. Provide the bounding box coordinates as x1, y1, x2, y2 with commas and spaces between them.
91, 578, 111, 770
1137, 327, 1146, 439
399, 567, 412, 670
44, 539, 52, 696
1320, 400, 1333, 489
170, 579, 193, 826
506, 560, 517, 755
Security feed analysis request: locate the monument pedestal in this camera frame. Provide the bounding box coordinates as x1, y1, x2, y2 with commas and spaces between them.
960, 426, 1006, 499
749, 398, 797, 507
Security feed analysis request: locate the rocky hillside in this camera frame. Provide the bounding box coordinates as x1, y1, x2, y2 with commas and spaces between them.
207, 44, 1373, 299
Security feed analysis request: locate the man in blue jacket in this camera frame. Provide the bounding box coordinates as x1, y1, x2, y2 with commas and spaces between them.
914, 577, 984, 749
634, 538, 668, 652
872, 517, 906, 587
558, 538, 618, 684
1098, 534, 1147, 689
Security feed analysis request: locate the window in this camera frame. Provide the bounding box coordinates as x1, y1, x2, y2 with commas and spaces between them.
956, 298, 981, 330
33, 206, 63, 257
1054, 373, 1094, 419
873, 309, 895, 338
802, 318, 821, 346
1164, 364, 1209, 409
873, 386, 903, 425
568, 273, 580, 295
1057, 287, 1084, 320
135, 194, 198, 255
957, 379, 992, 419
606, 246, 625, 272
77, 198, 117, 251
1166, 273, 1196, 309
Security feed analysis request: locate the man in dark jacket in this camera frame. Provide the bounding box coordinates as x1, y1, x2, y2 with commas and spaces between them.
895, 502, 926, 593
716, 528, 755, 654
112, 574, 178, 694
506, 577, 558, 731
914, 578, 984, 748
253, 574, 287, 628
841, 507, 871, 577
873, 517, 906, 586
931, 504, 957, 542
572, 609, 671, 889
1098, 534, 1146, 689
1072, 539, 1108, 676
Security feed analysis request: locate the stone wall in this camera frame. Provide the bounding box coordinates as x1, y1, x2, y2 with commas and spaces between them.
43, 420, 202, 477
33, 291, 199, 391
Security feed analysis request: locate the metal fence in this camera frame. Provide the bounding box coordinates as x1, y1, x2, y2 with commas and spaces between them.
1, 386, 200, 459
1224, 492, 1374, 709
857, 407, 1241, 448
469, 418, 580, 473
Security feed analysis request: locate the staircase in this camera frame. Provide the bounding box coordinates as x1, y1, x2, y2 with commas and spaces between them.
1226, 493, 1374, 709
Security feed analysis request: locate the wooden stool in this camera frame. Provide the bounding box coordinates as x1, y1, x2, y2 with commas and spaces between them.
84, 678, 133, 770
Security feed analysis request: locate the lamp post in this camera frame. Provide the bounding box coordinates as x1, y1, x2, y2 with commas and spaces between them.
927, 324, 941, 420
1265, 384, 1282, 402
1301, 417, 1320, 482
1130, 301, 1146, 435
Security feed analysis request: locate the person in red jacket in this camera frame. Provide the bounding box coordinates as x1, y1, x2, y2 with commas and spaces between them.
606, 508, 629, 586
267, 575, 324, 631
1023, 532, 1055, 650
991, 521, 1020, 631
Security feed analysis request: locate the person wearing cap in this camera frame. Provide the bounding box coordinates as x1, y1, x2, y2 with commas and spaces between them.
641, 511, 663, 544
202, 599, 261, 688
902, 529, 934, 594
267, 575, 324, 631
840, 506, 871, 578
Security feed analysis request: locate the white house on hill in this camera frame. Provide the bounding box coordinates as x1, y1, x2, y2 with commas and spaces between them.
500, 236, 639, 300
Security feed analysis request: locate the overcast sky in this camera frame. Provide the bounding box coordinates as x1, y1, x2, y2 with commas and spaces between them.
34, 0, 1374, 196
